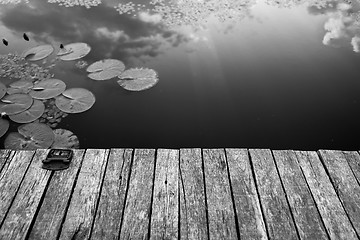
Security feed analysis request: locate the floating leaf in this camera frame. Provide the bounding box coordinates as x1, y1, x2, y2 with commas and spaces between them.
9, 100, 45, 123
4, 123, 55, 150
0, 82, 6, 99
22, 44, 54, 61
2, 38, 8, 46
23, 33, 29, 41
55, 88, 95, 113
0, 94, 33, 115
51, 129, 80, 149
117, 68, 159, 91
58, 43, 91, 61
7, 80, 33, 95
0, 118, 9, 138
29, 79, 66, 99
87, 59, 125, 80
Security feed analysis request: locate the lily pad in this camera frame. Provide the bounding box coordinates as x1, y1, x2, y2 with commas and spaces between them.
0, 82, 6, 99
55, 88, 95, 113
58, 43, 91, 61
4, 123, 55, 150
117, 68, 159, 91
87, 59, 125, 80
51, 129, 80, 149
9, 99, 45, 123
0, 118, 9, 138
29, 79, 66, 99
22, 44, 54, 61
7, 80, 33, 95
0, 94, 33, 115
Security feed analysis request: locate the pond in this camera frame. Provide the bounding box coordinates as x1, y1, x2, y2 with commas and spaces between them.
0, 0, 360, 150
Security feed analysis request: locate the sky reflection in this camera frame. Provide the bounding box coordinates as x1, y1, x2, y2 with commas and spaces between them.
1, 0, 360, 149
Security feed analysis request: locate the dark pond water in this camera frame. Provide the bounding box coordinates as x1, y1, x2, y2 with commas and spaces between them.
1, 0, 360, 150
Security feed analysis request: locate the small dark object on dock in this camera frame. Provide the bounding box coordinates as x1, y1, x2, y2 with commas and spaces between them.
42, 149, 73, 171
23, 33, 29, 41
2, 38, 8, 46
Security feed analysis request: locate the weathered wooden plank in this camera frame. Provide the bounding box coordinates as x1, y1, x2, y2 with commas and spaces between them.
225, 148, 268, 240
346, 151, 360, 184
150, 149, 179, 240
28, 149, 85, 240
295, 151, 358, 240
249, 149, 299, 240
0, 149, 52, 240
318, 150, 360, 237
203, 149, 237, 239
0, 150, 11, 175
119, 149, 155, 240
273, 150, 328, 240
0, 150, 33, 227
179, 149, 208, 240
91, 148, 133, 240
58, 149, 109, 240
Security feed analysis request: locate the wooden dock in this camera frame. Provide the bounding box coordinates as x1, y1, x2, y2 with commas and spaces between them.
0, 149, 360, 240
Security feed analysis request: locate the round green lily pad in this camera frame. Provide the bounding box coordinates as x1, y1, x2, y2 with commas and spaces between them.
51, 129, 80, 149
58, 43, 91, 61
4, 123, 55, 150
87, 59, 125, 80
7, 80, 33, 95
117, 68, 159, 91
55, 88, 95, 113
0, 94, 33, 115
29, 79, 66, 100
9, 99, 45, 123
22, 44, 54, 61
0, 82, 6, 99
0, 118, 9, 138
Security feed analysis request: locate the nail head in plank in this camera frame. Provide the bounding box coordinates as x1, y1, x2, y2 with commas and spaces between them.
58, 149, 109, 240
0, 150, 34, 227
150, 149, 179, 240
249, 149, 299, 240
225, 148, 268, 240
318, 150, 360, 237
273, 150, 328, 240
0, 149, 52, 240
203, 149, 237, 240
119, 149, 155, 240
91, 148, 133, 240
295, 151, 358, 240
28, 149, 85, 240
179, 148, 208, 240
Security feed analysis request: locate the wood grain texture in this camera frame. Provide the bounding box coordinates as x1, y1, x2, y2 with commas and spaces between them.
0, 150, 10, 175
179, 148, 208, 240
346, 151, 360, 184
91, 148, 133, 240
203, 149, 237, 240
0, 149, 52, 240
150, 149, 179, 240
295, 151, 358, 240
0, 150, 33, 227
28, 149, 85, 240
318, 150, 360, 237
273, 150, 328, 240
58, 149, 109, 240
249, 149, 299, 240
119, 149, 155, 240
225, 148, 268, 240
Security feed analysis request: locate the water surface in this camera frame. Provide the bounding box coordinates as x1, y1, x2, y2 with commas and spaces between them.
1, 0, 360, 150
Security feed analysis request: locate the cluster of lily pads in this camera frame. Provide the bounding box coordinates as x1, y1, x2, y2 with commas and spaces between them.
0, 42, 97, 149
0, 39, 159, 149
